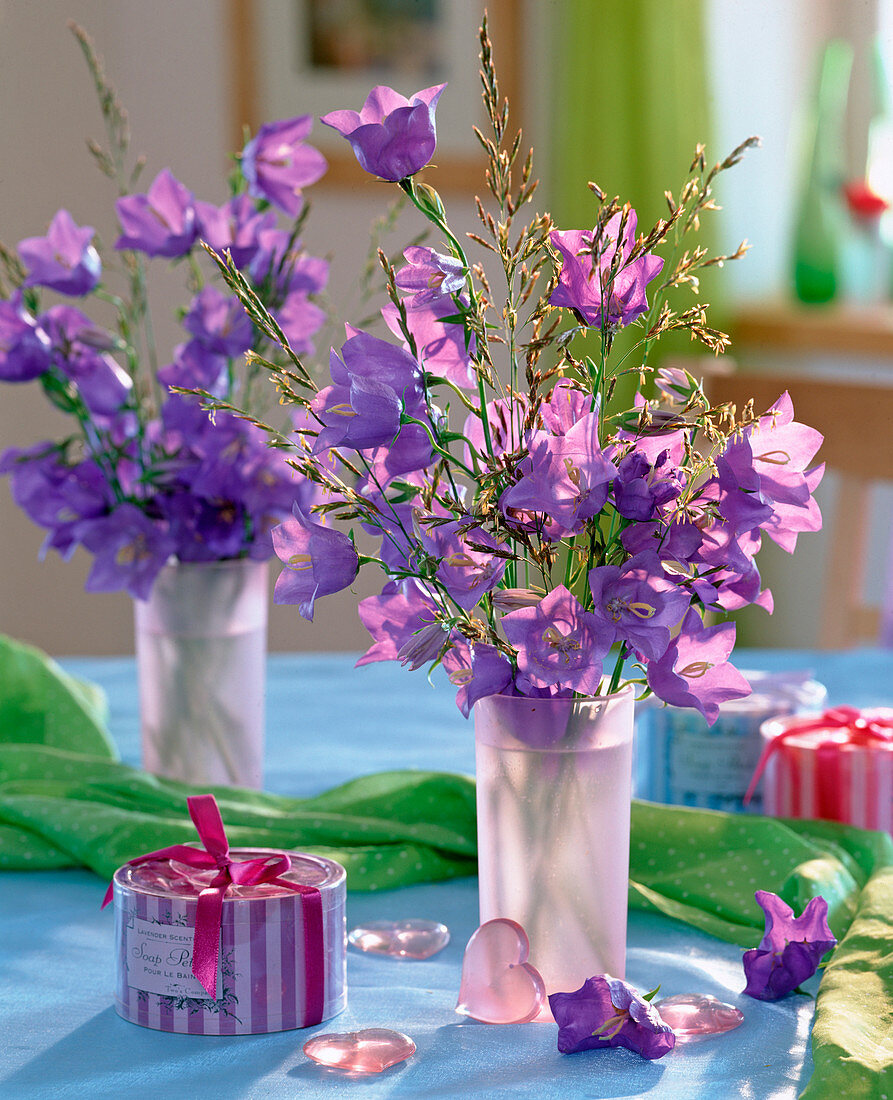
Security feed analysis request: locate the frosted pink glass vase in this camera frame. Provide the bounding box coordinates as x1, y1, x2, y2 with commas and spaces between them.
135, 558, 268, 788
474, 687, 634, 1014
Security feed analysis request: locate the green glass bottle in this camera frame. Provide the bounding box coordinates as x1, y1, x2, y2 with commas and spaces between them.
793, 39, 853, 303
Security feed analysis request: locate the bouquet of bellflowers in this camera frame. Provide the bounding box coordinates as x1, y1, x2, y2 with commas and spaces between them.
0, 25, 329, 599
207, 19, 823, 722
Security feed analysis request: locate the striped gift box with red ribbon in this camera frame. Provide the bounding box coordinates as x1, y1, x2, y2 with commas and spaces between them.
753, 708, 893, 833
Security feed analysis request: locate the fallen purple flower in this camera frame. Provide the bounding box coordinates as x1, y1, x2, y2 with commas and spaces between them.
742, 890, 837, 1001
550, 975, 676, 1060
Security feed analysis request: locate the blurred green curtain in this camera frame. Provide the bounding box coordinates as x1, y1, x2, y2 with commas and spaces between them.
551, 0, 713, 236
550, 0, 718, 400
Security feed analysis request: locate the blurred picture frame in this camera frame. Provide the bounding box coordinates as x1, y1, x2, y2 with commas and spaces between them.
227, 0, 521, 192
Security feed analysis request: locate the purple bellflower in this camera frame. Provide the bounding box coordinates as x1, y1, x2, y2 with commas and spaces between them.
646, 607, 751, 723
549, 212, 663, 329
272, 504, 359, 621
193, 193, 277, 269
18, 209, 101, 297
550, 975, 676, 1060
311, 328, 428, 463
356, 582, 440, 666
395, 245, 466, 305
321, 83, 446, 182
0, 296, 52, 381
241, 115, 327, 217
742, 891, 837, 1001
40, 305, 132, 417
612, 448, 683, 521
157, 340, 229, 398
442, 641, 514, 717
382, 294, 476, 388
501, 584, 610, 695
182, 286, 255, 358
79, 504, 176, 600
115, 169, 197, 258
588, 551, 690, 661
418, 517, 507, 610
500, 412, 617, 538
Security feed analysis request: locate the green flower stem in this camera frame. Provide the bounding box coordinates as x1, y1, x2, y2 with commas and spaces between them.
607, 644, 628, 696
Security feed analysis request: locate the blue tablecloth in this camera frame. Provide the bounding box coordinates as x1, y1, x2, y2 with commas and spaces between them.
3, 647, 891, 1099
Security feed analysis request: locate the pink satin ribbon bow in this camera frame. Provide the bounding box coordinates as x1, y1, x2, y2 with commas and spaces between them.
744, 706, 893, 812
103, 794, 325, 1021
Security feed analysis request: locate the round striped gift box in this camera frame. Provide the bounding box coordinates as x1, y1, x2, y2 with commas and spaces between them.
760, 711, 893, 833
112, 850, 346, 1034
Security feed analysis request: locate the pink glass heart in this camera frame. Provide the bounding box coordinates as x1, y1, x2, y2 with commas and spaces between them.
348, 919, 450, 959
455, 917, 546, 1024
654, 994, 744, 1042
302, 1028, 416, 1074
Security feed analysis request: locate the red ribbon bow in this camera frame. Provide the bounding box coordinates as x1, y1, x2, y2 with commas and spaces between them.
744, 706, 893, 809
103, 795, 325, 1022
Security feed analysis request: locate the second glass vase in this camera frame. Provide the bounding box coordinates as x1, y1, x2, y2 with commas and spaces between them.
134, 557, 268, 788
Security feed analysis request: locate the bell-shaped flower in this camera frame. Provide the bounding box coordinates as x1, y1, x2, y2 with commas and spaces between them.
418, 516, 508, 610
356, 581, 440, 665
500, 412, 617, 538
321, 83, 446, 182
273, 290, 326, 357
311, 371, 402, 454
612, 448, 683, 521
311, 329, 428, 462
395, 246, 466, 305
241, 115, 327, 217
646, 607, 751, 723
540, 379, 592, 435
715, 393, 824, 552
742, 891, 837, 1001
0, 296, 52, 381
157, 340, 229, 398
183, 286, 255, 358
550, 975, 676, 1060
19, 209, 101, 297
382, 295, 476, 388
194, 193, 277, 269
272, 504, 359, 621
397, 620, 453, 670
442, 640, 514, 717
40, 305, 132, 417
115, 169, 197, 258
79, 503, 176, 600
501, 584, 610, 695
588, 551, 690, 660
549, 211, 663, 329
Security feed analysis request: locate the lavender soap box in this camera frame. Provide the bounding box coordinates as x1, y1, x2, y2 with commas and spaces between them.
108, 796, 346, 1035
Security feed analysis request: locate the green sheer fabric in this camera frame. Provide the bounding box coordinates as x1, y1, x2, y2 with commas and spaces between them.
549, 0, 725, 410
0, 635, 890, 1096
551, 0, 713, 233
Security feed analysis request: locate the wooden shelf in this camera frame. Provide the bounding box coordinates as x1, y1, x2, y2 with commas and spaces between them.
732, 301, 893, 357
